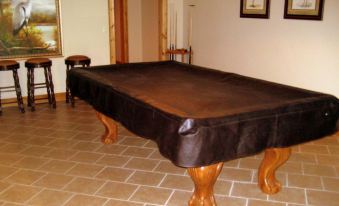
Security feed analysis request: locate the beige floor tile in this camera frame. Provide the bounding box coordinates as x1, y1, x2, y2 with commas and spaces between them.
299, 144, 329, 154
322, 177, 339, 192
0, 154, 23, 166
38, 160, 76, 173
247, 199, 286, 206
104, 199, 143, 206
12, 157, 49, 170
154, 161, 186, 175
0, 166, 18, 180
288, 174, 322, 189
95, 144, 128, 155
214, 196, 247, 206
127, 171, 165, 186
96, 167, 133, 182
0, 144, 29, 154
288, 153, 317, 164
28, 189, 72, 206
307, 189, 339, 206
96, 154, 131, 167
66, 163, 104, 177
34, 173, 74, 189
219, 167, 252, 182
328, 146, 339, 155
268, 187, 305, 204
143, 140, 157, 148
223, 159, 239, 167
25, 137, 55, 146
64, 194, 107, 206
0, 185, 41, 203
96, 182, 138, 199
119, 137, 148, 146
122, 147, 154, 158
166, 190, 191, 206
71, 142, 102, 152
0, 182, 10, 192
5, 170, 45, 185
19, 146, 50, 157
278, 162, 303, 174
72, 132, 99, 142
124, 157, 159, 171
231, 182, 267, 200
64, 177, 105, 194
160, 174, 194, 191
303, 163, 337, 177
214, 180, 232, 195
312, 136, 338, 146
4, 134, 31, 144
317, 154, 339, 166
0, 102, 338, 206
129, 186, 172, 205
69, 151, 103, 163
48, 130, 78, 139
28, 128, 55, 137
47, 139, 79, 149
148, 150, 167, 160
43, 149, 78, 160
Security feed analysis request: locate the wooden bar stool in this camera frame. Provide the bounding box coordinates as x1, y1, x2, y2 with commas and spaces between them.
0, 60, 25, 115
25, 58, 56, 111
65, 55, 91, 106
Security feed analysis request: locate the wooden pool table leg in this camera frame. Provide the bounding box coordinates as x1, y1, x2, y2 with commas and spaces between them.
187, 162, 223, 206
258, 147, 291, 194
96, 111, 118, 144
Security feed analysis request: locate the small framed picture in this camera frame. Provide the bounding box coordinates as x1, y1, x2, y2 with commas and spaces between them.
284, 0, 324, 20
240, 0, 270, 19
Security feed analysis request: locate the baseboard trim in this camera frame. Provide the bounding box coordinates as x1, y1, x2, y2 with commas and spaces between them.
1, 93, 66, 108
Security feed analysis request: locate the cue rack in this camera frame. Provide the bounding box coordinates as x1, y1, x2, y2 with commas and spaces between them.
166, 4, 195, 64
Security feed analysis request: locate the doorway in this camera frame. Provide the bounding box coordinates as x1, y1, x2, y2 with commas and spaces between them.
108, 0, 167, 64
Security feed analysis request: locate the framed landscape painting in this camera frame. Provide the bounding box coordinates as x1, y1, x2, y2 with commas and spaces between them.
0, 0, 62, 59
240, 0, 270, 19
284, 0, 324, 20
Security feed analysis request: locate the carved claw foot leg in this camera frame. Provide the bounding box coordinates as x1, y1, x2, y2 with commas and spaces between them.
188, 162, 224, 206
96, 111, 118, 144
258, 147, 291, 194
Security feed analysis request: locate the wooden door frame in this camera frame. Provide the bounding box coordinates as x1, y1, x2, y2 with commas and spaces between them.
108, 0, 167, 63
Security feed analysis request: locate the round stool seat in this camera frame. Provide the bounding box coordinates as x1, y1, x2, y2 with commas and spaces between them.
0, 60, 20, 71
25, 58, 52, 68
65, 55, 91, 66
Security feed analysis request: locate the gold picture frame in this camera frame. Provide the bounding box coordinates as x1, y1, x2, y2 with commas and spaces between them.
0, 0, 63, 59
240, 0, 270, 19
284, 0, 324, 20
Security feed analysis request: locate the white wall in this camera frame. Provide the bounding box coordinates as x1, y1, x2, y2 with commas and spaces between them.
0, 0, 110, 99
184, 0, 339, 97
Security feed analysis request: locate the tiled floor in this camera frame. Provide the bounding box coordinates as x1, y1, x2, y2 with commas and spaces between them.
0, 101, 338, 206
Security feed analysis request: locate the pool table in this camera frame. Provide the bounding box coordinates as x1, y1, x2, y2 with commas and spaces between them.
69, 61, 339, 206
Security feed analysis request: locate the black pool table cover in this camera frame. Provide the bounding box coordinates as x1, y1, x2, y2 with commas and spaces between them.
69, 61, 339, 167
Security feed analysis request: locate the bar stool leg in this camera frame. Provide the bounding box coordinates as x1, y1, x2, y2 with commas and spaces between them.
27, 68, 31, 107
0, 90, 2, 116
29, 68, 36, 112
43, 67, 52, 105
12, 69, 25, 113
47, 66, 56, 108
66, 64, 71, 104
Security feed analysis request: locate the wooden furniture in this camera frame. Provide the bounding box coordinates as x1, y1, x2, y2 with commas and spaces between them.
25, 58, 56, 111
166, 48, 192, 64
65, 55, 91, 106
0, 60, 25, 115
69, 61, 339, 206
